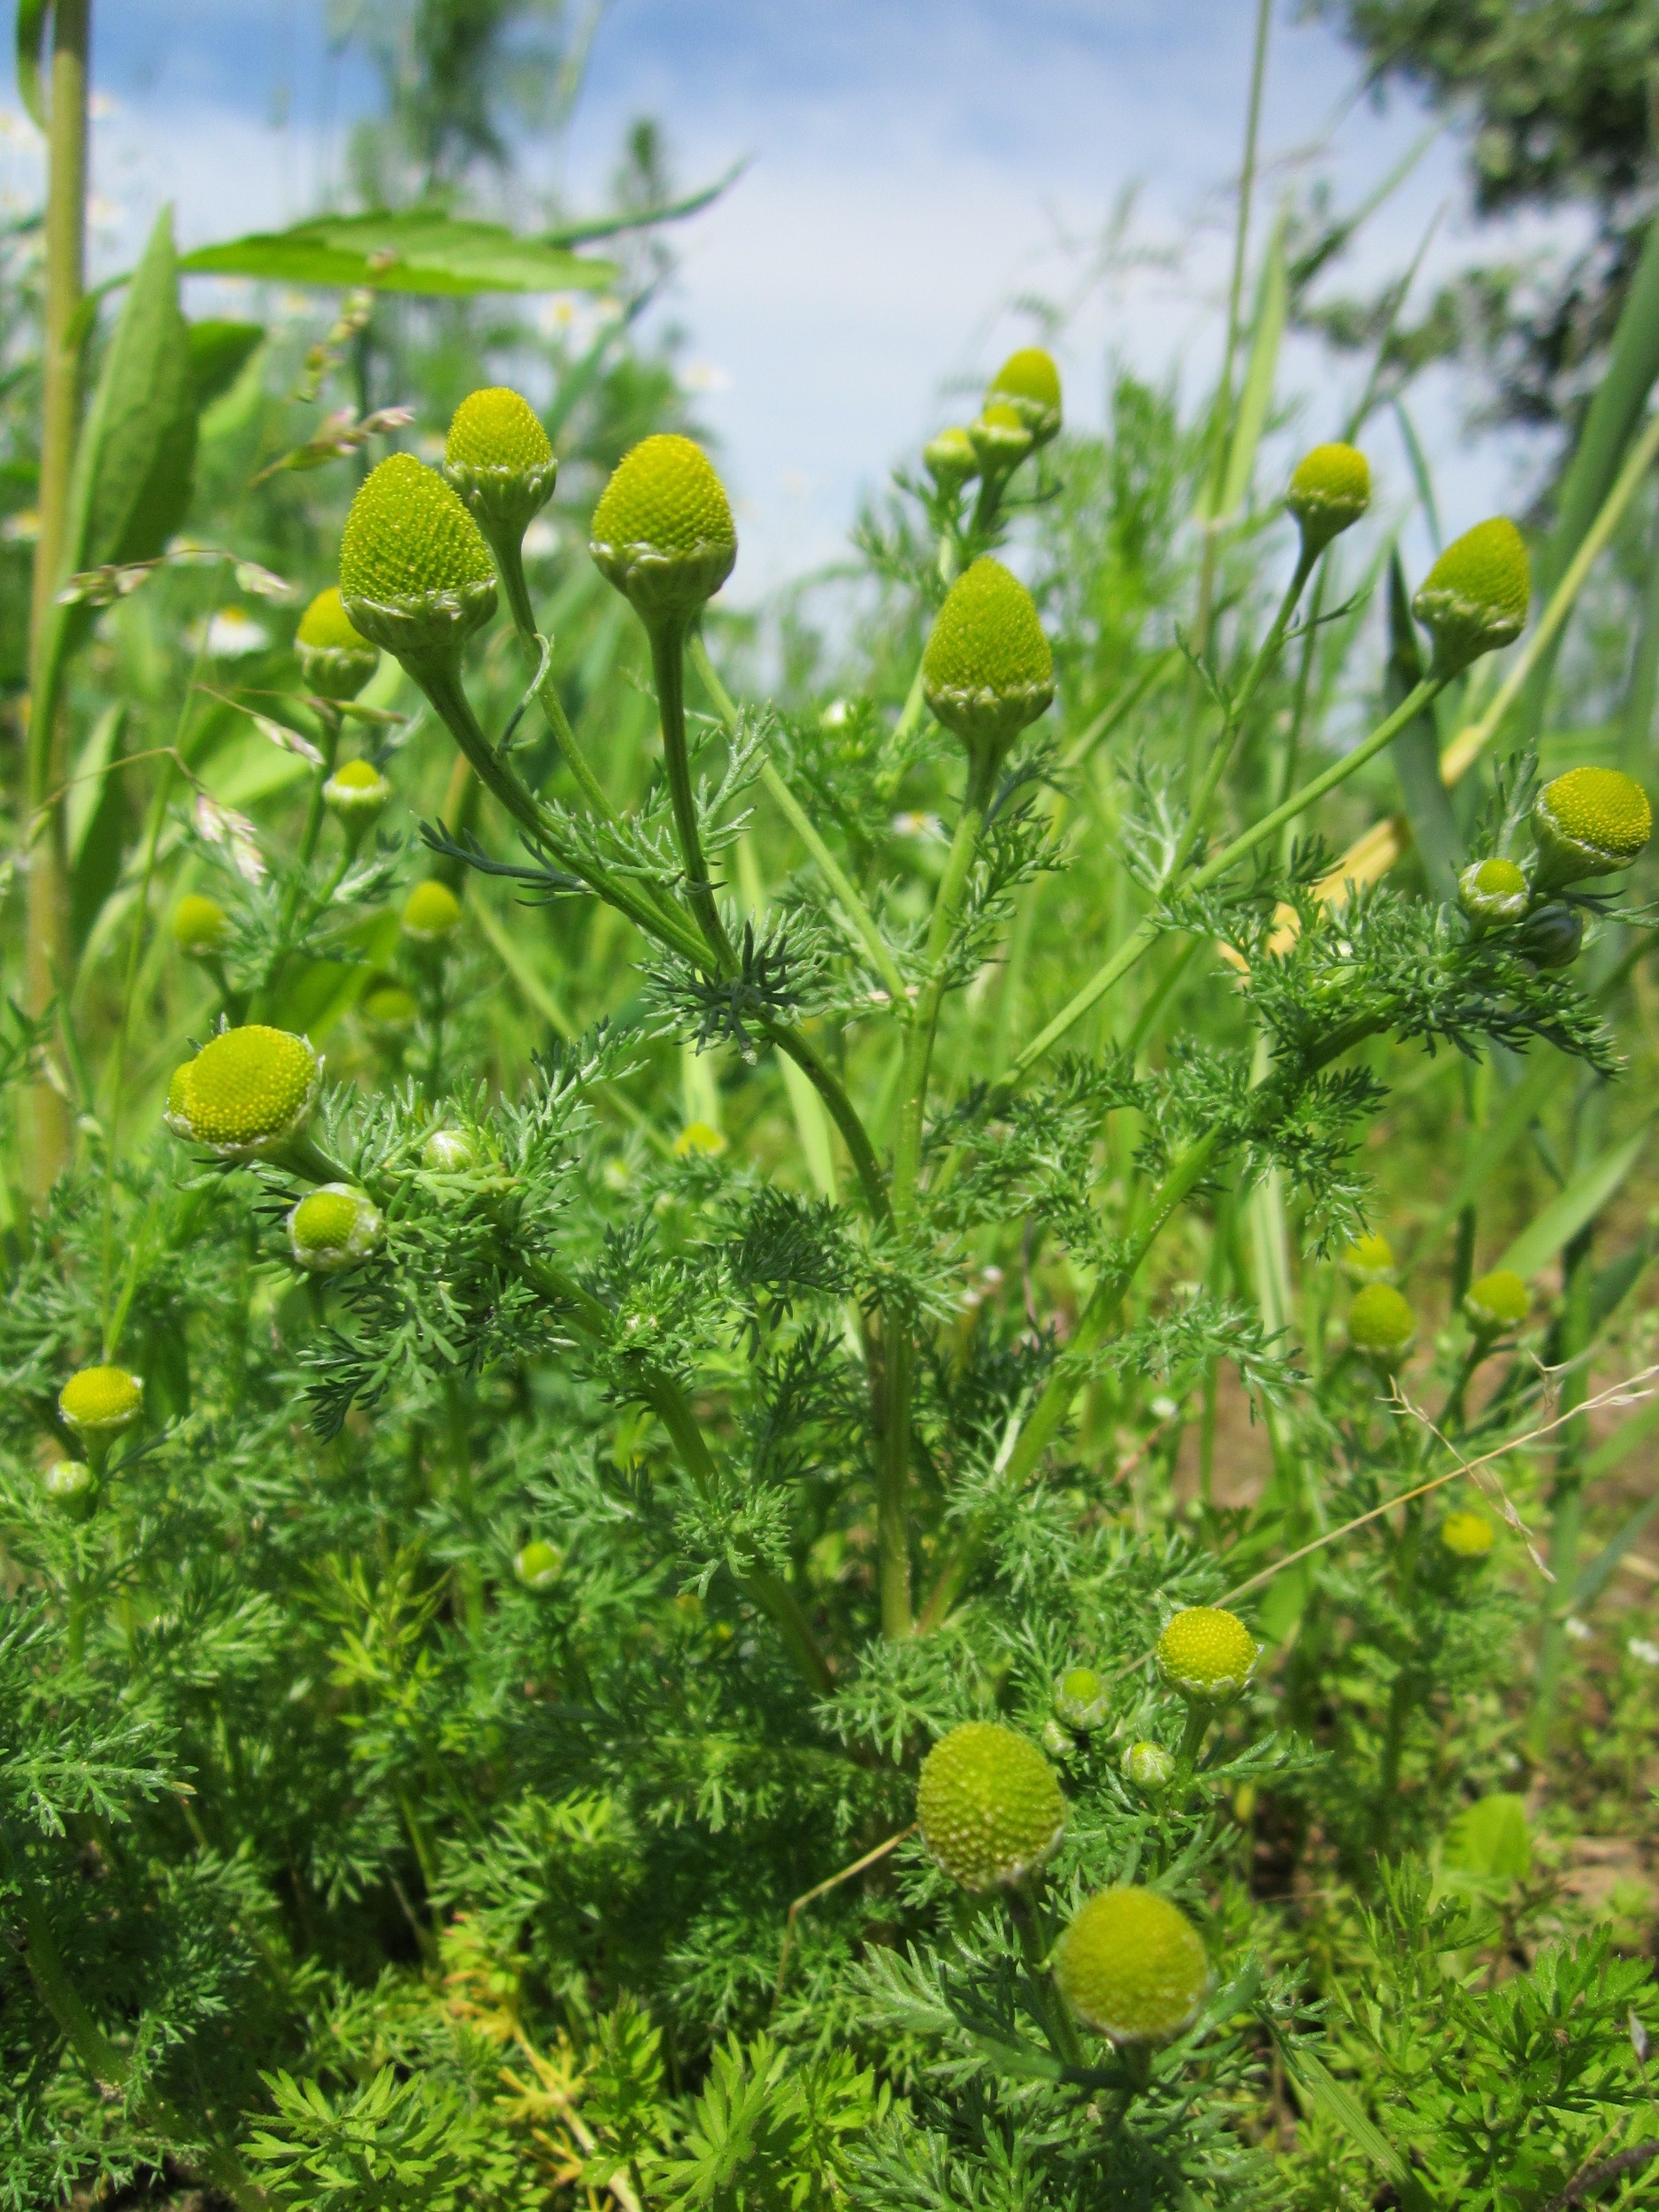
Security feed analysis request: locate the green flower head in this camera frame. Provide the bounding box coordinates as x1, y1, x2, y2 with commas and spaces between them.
59, 1364, 142, 1440
288, 1185, 383, 1276
166, 1025, 321, 1159
916, 1720, 1065, 1892
922, 557, 1054, 757
924, 426, 979, 492
323, 757, 392, 837
296, 585, 380, 701
172, 893, 227, 956
1343, 1231, 1395, 1283
444, 386, 558, 541
1054, 1666, 1110, 1732
1286, 442, 1371, 555
1411, 518, 1529, 676
340, 454, 497, 668
589, 434, 737, 624
1532, 766, 1653, 890
515, 1540, 564, 1590
967, 401, 1033, 473
402, 879, 463, 944
1156, 1608, 1260, 1706
1052, 1887, 1210, 2046
1121, 1740, 1176, 1794
362, 981, 419, 1034
1464, 1267, 1528, 1336
1458, 855, 1530, 930
1347, 1281, 1417, 1366
987, 347, 1062, 442
1440, 1509, 1495, 1559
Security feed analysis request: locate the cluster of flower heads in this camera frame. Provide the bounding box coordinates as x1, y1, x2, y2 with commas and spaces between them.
1456, 765, 1653, 971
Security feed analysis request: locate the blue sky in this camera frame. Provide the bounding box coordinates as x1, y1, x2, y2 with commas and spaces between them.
1, 1, 1571, 598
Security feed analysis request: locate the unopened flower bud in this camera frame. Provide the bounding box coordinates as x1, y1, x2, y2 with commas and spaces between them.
59, 1364, 142, 1440
916, 1720, 1065, 1892
323, 757, 392, 837
922, 556, 1054, 758
1343, 1231, 1395, 1283
362, 981, 419, 1034
340, 453, 498, 670
1532, 766, 1653, 890
1411, 518, 1529, 676
1440, 1509, 1495, 1559
422, 1126, 477, 1172
1122, 1740, 1176, 1794
987, 348, 1062, 444
1286, 442, 1370, 556
672, 1120, 726, 1159
42, 1458, 96, 1517
589, 434, 736, 626
444, 386, 557, 542
1464, 1267, 1528, 1337
1156, 1607, 1260, 1706
1458, 856, 1530, 930
1347, 1281, 1417, 1368
402, 879, 463, 945
1054, 1666, 1110, 1732
967, 401, 1033, 474
296, 586, 380, 701
165, 1025, 321, 1158
1052, 1886, 1210, 2046
515, 1539, 564, 1590
173, 894, 227, 957
924, 426, 978, 491
1517, 899, 1584, 970
287, 1184, 382, 1275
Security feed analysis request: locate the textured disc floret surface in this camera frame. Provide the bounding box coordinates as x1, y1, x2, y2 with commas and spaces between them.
403, 879, 463, 941
173, 1025, 319, 1154
922, 557, 1054, 754
1053, 1887, 1210, 2045
1458, 856, 1530, 927
341, 455, 497, 660
1465, 1268, 1528, 1333
1533, 766, 1653, 885
590, 434, 736, 619
1156, 1608, 1259, 1704
1411, 518, 1530, 673
173, 894, 227, 954
1441, 1509, 1495, 1558
1286, 442, 1370, 548
288, 1184, 383, 1274
447, 388, 554, 473
1348, 1281, 1417, 1360
297, 587, 372, 653
59, 1364, 143, 1437
916, 1721, 1065, 1891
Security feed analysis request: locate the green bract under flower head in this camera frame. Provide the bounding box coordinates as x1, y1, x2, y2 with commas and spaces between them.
1054, 1666, 1110, 1732
968, 401, 1033, 472
1121, 1740, 1176, 1793
1156, 1607, 1259, 1705
1517, 900, 1584, 970
1441, 1509, 1496, 1559
444, 387, 558, 540
1286, 442, 1370, 554
515, 1540, 564, 1590
1348, 1281, 1417, 1364
172, 893, 227, 956
167, 1025, 320, 1158
922, 557, 1054, 757
1052, 1887, 1210, 2046
288, 1184, 383, 1276
589, 434, 737, 623
340, 454, 497, 666
323, 756, 392, 834
1464, 1267, 1529, 1335
1458, 855, 1530, 930
924, 426, 978, 491
1411, 518, 1530, 676
59, 1364, 142, 1440
987, 348, 1062, 442
915, 1720, 1065, 1892
1532, 766, 1653, 889
403, 879, 463, 943
1343, 1231, 1395, 1283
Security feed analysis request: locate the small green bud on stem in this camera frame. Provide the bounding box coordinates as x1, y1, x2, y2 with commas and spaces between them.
1411, 518, 1529, 677
987, 347, 1062, 444
402, 879, 464, 947
1463, 1267, 1528, 1338
1285, 442, 1370, 557
924, 426, 978, 492
1517, 900, 1584, 970
323, 757, 392, 843
921, 557, 1054, 764
1342, 1230, 1395, 1283
1457, 856, 1530, 931
172, 894, 227, 957
287, 1184, 383, 1275
296, 586, 380, 702
1054, 1665, 1110, 1732
1441, 1509, 1495, 1559
1346, 1281, 1417, 1371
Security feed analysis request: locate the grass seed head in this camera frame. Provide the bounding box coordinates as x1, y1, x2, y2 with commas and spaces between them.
1156, 1607, 1259, 1705
172, 893, 227, 956
1410, 517, 1530, 676
1286, 441, 1370, 554
167, 1025, 320, 1157
922, 556, 1054, 757
1532, 766, 1653, 888
1053, 1886, 1210, 2045
340, 453, 497, 666
296, 585, 380, 699
589, 434, 736, 623
1347, 1280, 1417, 1366
987, 347, 1062, 442
59, 1364, 143, 1440
288, 1184, 383, 1275
916, 1720, 1065, 1892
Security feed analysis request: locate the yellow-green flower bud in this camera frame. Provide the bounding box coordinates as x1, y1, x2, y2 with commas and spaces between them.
1411, 518, 1529, 676
1054, 1666, 1110, 1732
1343, 1231, 1395, 1283
1532, 766, 1653, 890
1156, 1607, 1260, 1705
422, 1126, 477, 1172
915, 1720, 1065, 1892
165, 1025, 321, 1158
1347, 1281, 1417, 1367
340, 453, 498, 669
967, 401, 1033, 474
987, 348, 1062, 444
589, 434, 737, 625
1286, 442, 1370, 556
173, 894, 227, 957
1517, 899, 1584, 970
1464, 1267, 1528, 1336
444, 386, 557, 541
1440, 1508, 1495, 1559
673, 1119, 726, 1159
924, 426, 978, 491
362, 981, 419, 1034
42, 1458, 96, 1517
287, 1184, 382, 1275
323, 757, 392, 836
922, 557, 1054, 758
402, 879, 463, 945
59, 1364, 142, 1440
296, 586, 380, 701
515, 1539, 564, 1590
1121, 1740, 1176, 1794
1052, 1886, 1210, 2046
1458, 856, 1530, 930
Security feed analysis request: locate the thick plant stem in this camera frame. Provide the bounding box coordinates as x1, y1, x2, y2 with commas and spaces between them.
22, 0, 91, 1201
493, 531, 627, 831
649, 618, 736, 965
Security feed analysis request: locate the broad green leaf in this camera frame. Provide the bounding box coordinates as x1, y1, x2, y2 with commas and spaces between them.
188, 319, 264, 410
1386, 547, 1461, 895
1498, 1121, 1652, 1281
1217, 214, 1287, 520
181, 211, 616, 297
14, 0, 48, 131
1441, 1793, 1531, 1886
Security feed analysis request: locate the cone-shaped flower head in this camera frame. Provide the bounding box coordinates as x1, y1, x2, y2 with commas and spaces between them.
1464, 1267, 1529, 1336
1532, 766, 1653, 889
444, 386, 558, 541
323, 756, 392, 838
1122, 1740, 1176, 1794
589, 434, 736, 625
296, 586, 380, 700
1441, 1508, 1495, 1559
402, 879, 463, 945
59, 1364, 142, 1440
166, 1025, 320, 1158
987, 348, 1062, 443
42, 1458, 96, 1516
1054, 1666, 1110, 1732
1286, 442, 1370, 556
1343, 1231, 1395, 1283
422, 1126, 478, 1172
1458, 856, 1530, 931
515, 1539, 564, 1590
1053, 1887, 1210, 2046
363, 981, 419, 1033
172, 893, 227, 956
288, 1184, 383, 1276
968, 400, 1033, 473
924, 426, 978, 492
1348, 1281, 1417, 1366
916, 1720, 1065, 1892
340, 454, 497, 667
1156, 1607, 1260, 1705
1411, 518, 1530, 676
1517, 900, 1584, 970
922, 557, 1054, 758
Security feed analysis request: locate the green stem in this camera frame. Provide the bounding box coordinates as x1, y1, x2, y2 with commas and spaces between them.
1007, 1885, 1086, 2068
649, 618, 735, 966
494, 530, 626, 830
1179, 545, 1316, 870
1527, 1224, 1596, 1757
